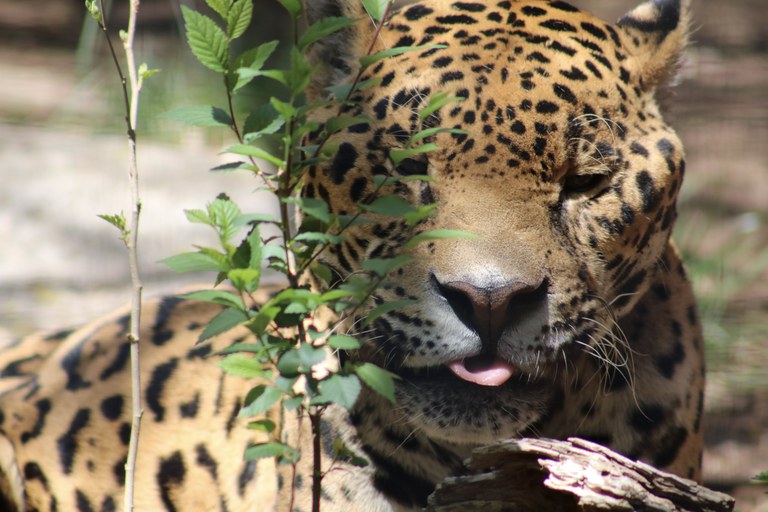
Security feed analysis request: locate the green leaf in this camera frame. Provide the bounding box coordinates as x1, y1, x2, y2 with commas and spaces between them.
214, 342, 264, 355
283, 302, 307, 314
262, 245, 287, 263
276, 0, 301, 16
273, 375, 298, 393
208, 196, 242, 243
276, 350, 301, 377
228, 268, 261, 292
364, 299, 416, 326
247, 418, 276, 432
320, 289, 361, 302
231, 231, 253, 269
85, 0, 102, 23
276, 344, 326, 377
354, 363, 398, 403
161, 252, 227, 273
181, 6, 229, 73
226, 0, 252, 39
361, 195, 415, 217
271, 288, 323, 308
298, 16, 356, 50
249, 305, 280, 334
326, 76, 382, 99
293, 232, 343, 245
244, 442, 299, 462
283, 396, 304, 410
227, 144, 285, 168
218, 353, 266, 378
211, 162, 244, 173
403, 203, 438, 225
239, 385, 282, 417
360, 0, 390, 21
270, 97, 295, 119
273, 311, 303, 329
409, 127, 467, 145
236, 68, 287, 87
184, 208, 211, 225
292, 197, 330, 224
201, 247, 231, 269
419, 92, 465, 119
362, 255, 412, 277
287, 46, 312, 94
205, 0, 231, 19
180, 289, 245, 309
243, 103, 284, 139
98, 212, 127, 233
327, 335, 361, 350
315, 374, 361, 409
233, 40, 280, 91
389, 144, 439, 166
338, 213, 375, 229
247, 228, 262, 268
360, 44, 446, 69
235, 40, 279, 69
404, 229, 479, 249
294, 120, 321, 142
138, 62, 160, 81
298, 343, 326, 369
161, 105, 233, 127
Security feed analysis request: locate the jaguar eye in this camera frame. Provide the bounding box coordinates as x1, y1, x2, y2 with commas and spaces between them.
395, 158, 429, 176
563, 173, 606, 194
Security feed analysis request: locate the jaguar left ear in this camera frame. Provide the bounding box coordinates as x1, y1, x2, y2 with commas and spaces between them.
305, 0, 377, 102
617, 0, 690, 91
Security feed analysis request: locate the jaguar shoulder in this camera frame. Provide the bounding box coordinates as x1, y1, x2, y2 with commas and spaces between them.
0, 0, 704, 510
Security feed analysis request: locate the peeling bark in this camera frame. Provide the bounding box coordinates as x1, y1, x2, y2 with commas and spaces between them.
428, 437, 734, 512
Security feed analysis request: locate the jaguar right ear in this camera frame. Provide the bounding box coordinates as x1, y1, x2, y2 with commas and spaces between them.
616, 0, 690, 92
305, 0, 379, 102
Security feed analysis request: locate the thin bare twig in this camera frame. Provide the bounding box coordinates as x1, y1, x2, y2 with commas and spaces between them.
122, 0, 144, 509
93, 0, 144, 509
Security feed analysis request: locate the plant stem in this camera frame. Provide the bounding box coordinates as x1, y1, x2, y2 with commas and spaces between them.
309, 408, 323, 512
102, 0, 145, 509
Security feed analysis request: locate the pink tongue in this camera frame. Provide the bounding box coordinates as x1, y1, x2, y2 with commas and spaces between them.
447, 356, 515, 387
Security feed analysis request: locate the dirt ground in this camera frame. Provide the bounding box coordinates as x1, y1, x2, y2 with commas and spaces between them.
1, 0, 767, 509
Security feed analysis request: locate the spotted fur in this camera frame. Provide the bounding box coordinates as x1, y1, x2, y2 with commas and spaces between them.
0, 1, 704, 510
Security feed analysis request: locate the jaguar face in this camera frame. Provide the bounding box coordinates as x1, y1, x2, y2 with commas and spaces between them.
305, 0, 688, 443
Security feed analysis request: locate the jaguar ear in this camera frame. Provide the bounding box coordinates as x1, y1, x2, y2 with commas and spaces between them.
305, 0, 378, 101
617, 0, 689, 91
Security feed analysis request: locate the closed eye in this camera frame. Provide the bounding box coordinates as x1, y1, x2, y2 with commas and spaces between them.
563, 173, 607, 194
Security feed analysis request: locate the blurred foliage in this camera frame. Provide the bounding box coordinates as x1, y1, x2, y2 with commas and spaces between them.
675, 187, 768, 378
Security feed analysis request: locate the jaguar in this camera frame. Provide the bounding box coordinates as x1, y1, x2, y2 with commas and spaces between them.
0, 0, 704, 510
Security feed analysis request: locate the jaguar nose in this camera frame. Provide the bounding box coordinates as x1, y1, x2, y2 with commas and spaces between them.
434, 276, 548, 346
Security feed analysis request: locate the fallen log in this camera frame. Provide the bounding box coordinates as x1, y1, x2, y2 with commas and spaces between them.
428, 437, 735, 512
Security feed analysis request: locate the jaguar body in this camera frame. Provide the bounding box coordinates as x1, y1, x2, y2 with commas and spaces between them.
0, 0, 704, 510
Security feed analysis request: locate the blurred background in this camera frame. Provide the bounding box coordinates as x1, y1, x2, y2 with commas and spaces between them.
0, 0, 766, 508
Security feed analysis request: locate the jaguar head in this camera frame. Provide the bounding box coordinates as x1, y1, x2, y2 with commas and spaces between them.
304, 0, 689, 442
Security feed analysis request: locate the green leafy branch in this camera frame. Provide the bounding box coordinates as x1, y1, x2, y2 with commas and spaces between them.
163, 1, 474, 510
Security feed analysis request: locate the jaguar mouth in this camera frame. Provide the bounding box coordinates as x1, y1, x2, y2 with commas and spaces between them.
394, 354, 527, 389
447, 354, 516, 387
391, 354, 553, 443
